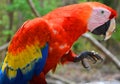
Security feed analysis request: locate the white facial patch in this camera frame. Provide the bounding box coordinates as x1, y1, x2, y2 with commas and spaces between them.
88, 7, 111, 32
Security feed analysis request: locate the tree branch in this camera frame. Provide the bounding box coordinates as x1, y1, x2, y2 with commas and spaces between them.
82, 33, 120, 70
27, 0, 40, 17
0, 43, 9, 51
7, 0, 14, 42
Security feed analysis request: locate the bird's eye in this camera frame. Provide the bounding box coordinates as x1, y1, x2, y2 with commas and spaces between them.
101, 10, 104, 14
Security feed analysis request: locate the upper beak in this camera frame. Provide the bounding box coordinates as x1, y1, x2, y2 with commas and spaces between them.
104, 18, 116, 40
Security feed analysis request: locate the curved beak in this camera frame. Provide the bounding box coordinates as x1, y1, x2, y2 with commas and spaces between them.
91, 18, 116, 41
104, 18, 116, 40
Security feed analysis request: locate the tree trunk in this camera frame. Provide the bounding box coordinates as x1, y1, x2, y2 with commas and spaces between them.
6, 0, 14, 42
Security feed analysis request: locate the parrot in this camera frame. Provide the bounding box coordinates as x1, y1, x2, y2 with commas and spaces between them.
0, 2, 117, 84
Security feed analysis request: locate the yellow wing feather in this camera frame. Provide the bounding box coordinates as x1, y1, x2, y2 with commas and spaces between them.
2, 43, 42, 79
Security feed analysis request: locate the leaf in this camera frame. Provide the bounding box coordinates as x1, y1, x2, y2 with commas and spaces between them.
2, 30, 13, 35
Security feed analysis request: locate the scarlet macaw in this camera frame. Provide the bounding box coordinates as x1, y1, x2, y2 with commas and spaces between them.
0, 2, 117, 84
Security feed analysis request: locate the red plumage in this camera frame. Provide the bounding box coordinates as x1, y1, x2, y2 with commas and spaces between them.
30, 2, 117, 84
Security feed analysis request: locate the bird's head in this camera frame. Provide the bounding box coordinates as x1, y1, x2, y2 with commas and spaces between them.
87, 2, 117, 40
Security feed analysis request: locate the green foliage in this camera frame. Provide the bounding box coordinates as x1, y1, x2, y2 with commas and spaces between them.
112, 24, 120, 41
1, 15, 9, 27
72, 37, 96, 54
34, 0, 60, 16
0, 0, 60, 45
12, 0, 34, 20
78, 0, 88, 3
2, 30, 13, 36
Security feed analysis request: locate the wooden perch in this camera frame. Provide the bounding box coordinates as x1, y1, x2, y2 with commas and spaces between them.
82, 33, 120, 70
27, 0, 40, 17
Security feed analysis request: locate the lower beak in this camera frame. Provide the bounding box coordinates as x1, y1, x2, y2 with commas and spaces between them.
104, 18, 116, 40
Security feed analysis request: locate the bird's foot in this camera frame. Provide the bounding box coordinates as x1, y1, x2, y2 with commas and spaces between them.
74, 51, 103, 70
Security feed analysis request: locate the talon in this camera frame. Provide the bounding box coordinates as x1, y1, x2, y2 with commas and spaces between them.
86, 56, 97, 64
93, 54, 104, 62
90, 51, 104, 62
81, 59, 91, 70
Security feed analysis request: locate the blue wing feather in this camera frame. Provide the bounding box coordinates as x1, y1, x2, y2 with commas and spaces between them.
35, 43, 49, 75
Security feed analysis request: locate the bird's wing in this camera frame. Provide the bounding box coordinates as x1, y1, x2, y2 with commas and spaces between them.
0, 43, 49, 84
0, 18, 49, 84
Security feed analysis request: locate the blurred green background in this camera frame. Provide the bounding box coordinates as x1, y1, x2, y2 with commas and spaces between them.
0, 0, 120, 83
